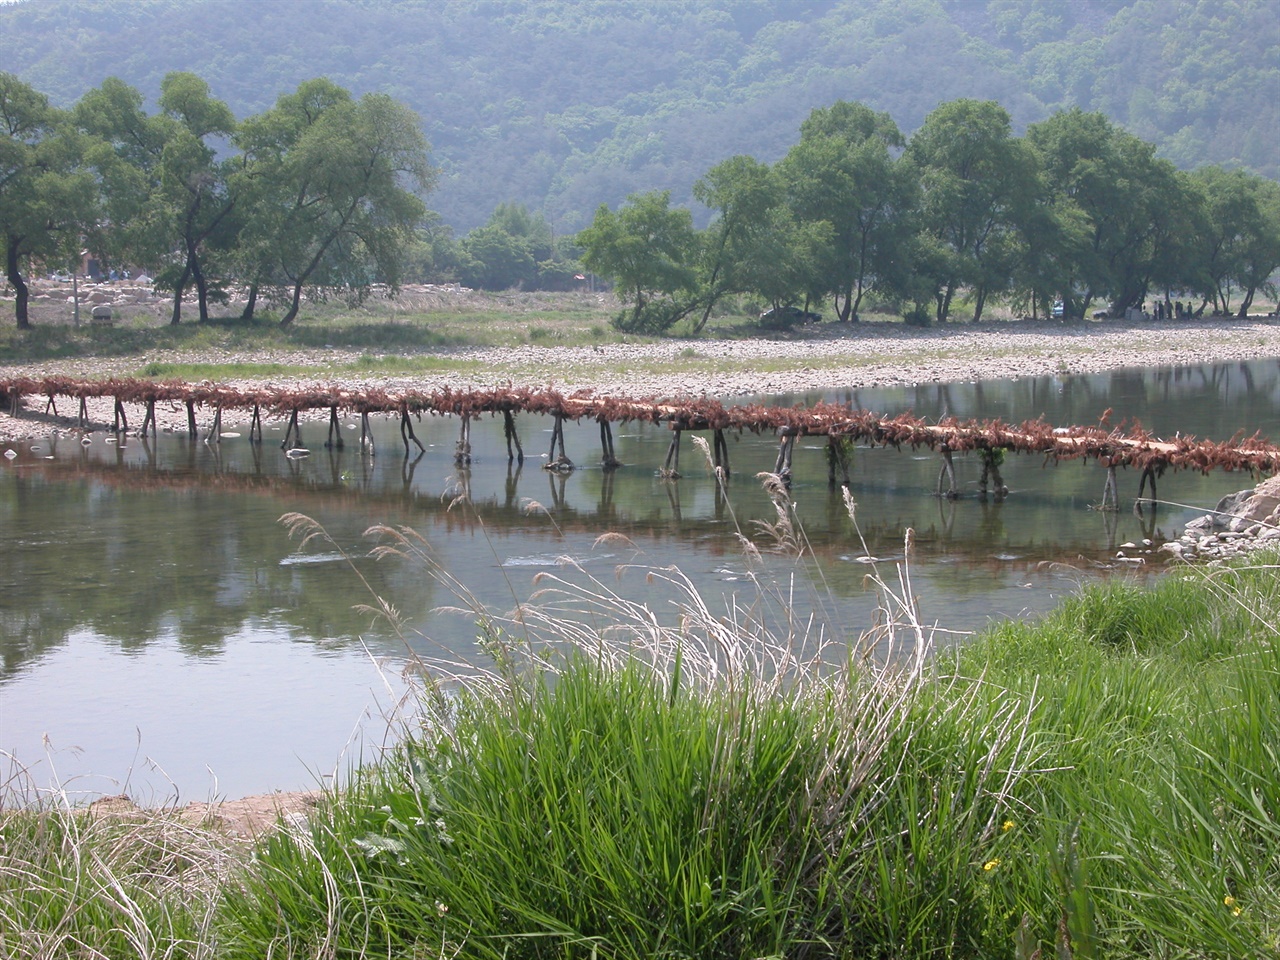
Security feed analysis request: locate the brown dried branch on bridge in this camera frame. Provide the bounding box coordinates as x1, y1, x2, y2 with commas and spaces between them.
2, 374, 1277, 477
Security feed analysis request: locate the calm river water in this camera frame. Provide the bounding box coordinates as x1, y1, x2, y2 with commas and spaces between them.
2, 359, 1278, 802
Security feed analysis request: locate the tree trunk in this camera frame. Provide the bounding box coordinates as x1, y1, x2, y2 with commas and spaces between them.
187, 241, 210, 323
280, 282, 304, 327
241, 282, 258, 321
6, 238, 30, 330
936, 283, 955, 324
971, 286, 987, 324
170, 262, 192, 326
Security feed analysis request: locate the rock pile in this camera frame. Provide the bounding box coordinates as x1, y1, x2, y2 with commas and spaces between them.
1163, 475, 1280, 562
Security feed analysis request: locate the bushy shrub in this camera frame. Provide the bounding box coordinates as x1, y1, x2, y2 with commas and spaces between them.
903, 302, 932, 327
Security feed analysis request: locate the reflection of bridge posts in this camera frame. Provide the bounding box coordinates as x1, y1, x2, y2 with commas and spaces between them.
976, 499, 1005, 542
713, 473, 728, 523
547, 469, 568, 511
504, 458, 523, 509
1133, 499, 1159, 541
665, 478, 683, 522
326, 445, 343, 485
140, 434, 155, 468
598, 467, 616, 521
449, 466, 472, 505
936, 495, 956, 537
1100, 502, 1119, 550
401, 450, 424, 491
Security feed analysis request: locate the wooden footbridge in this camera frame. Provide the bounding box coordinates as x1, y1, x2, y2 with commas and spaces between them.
3, 375, 1278, 509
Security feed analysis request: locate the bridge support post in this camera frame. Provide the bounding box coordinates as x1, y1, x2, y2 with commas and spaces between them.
249, 405, 263, 444
79, 396, 89, 428
360, 412, 374, 455
827, 434, 853, 487
141, 399, 157, 439
112, 398, 127, 433
1137, 462, 1162, 504
662, 428, 682, 478
326, 405, 344, 449
503, 410, 524, 464
546, 413, 573, 471
1101, 463, 1120, 511
204, 405, 223, 444
281, 410, 301, 450
454, 413, 471, 464
937, 446, 958, 499
978, 449, 1007, 501
185, 399, 197, 439
599, 419, 619, 469
400, 408, 425, 454
712, 428, 730, 478
775, 428, 796, 482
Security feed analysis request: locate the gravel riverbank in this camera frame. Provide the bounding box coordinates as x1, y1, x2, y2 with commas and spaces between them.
3, 315, 1280, 444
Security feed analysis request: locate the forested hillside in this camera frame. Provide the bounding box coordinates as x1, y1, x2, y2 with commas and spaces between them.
0, 0, 1275, 233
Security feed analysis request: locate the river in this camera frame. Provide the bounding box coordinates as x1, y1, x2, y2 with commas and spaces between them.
1, 359, 1277, 802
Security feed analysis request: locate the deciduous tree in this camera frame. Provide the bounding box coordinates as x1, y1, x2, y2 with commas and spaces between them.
778, 101, 915, 322
0, 72, 96, 328
236, 79, 435, 326
907, 99, 1038, 323
577, 190, 698, 333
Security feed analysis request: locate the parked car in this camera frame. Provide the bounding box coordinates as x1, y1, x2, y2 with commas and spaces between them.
1052, 299, 1065, 318
760, 305, 822, 326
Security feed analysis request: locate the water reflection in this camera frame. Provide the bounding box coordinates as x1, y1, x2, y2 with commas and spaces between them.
1, 359, 1277, 800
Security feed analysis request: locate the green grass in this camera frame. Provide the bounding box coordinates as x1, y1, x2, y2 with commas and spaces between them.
0, 798, 232, 959
211, 505, 1280, 958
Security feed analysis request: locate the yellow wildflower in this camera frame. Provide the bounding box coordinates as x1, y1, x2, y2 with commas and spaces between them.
983, 858, 1001, 872
1224, 895, 1242, 916
1001, 820, 1015, 832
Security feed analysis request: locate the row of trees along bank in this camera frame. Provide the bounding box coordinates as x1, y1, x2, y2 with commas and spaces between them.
576, 99, 1280, 333
0, 70, 434, 329
5, 68, 1278, 334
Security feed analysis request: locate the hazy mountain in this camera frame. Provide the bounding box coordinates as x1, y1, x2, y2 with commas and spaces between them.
2, 0, 1274, 233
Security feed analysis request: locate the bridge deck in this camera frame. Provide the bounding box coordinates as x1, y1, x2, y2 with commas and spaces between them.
3, 376, 1277, 486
